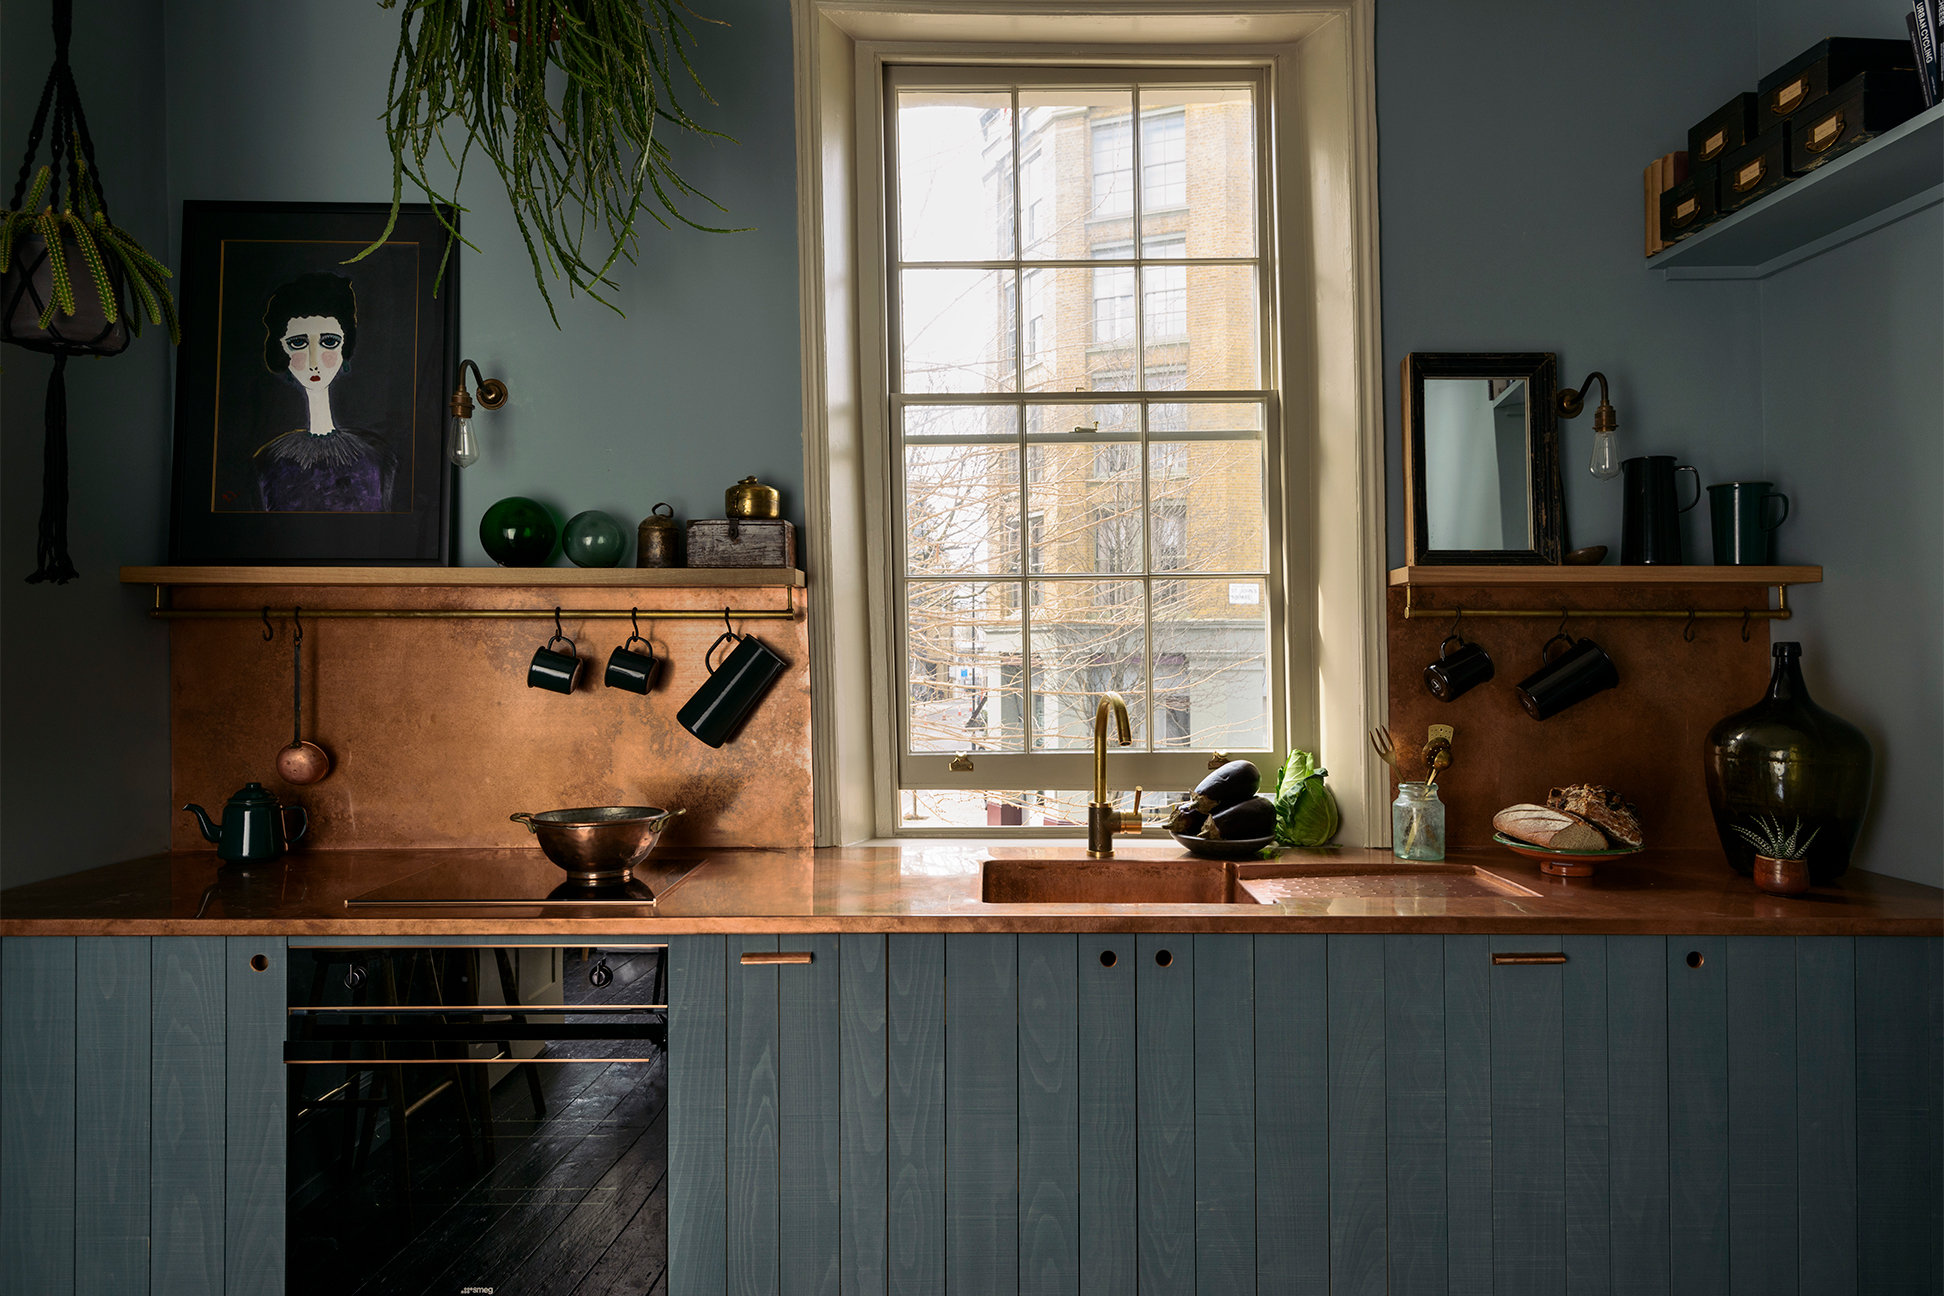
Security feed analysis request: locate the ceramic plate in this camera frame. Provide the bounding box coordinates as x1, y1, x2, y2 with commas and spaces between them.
1171, 831, 1277, 859
1492, 832, 1643, 860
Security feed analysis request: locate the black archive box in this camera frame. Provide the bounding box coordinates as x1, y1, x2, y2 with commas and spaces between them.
1757, 37, 1916, 133
1689, 92, 1760, 166
1659, 162, 1721, 243
1720, 125, 1788, 213
1786, 71, 1926, 175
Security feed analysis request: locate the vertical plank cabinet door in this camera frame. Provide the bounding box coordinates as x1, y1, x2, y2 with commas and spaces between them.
1384, 935, 1446, 1296
1668, 937, 1729, 1296
1018, 935, 1078, 1296
1193, 935, 1254, 1294
1560, 936, 1611, 1296
1726, 937, 1796, 1296
1253, 934, 1327, 1296
778, 935, 841, 1296
1444, 935, 1492, 1296
1, 936, 78, 1294
1488, 935, 1565, 1296
225, 938, 287, 1296
1855, 937, 1943, 1294
1136, 934, 1193, 1296
1606, 936, 1669, 1295
76, 937, 152, 1296
728, 935, 781, 1296
669, 935, 729, 1296
1794, 937, 1855, 1295
945, 933, 1018, 1296
1326, 935, 1386, 1296
838, 934, 887, 1296
152, 936, 228, 1296
886, 934, 945, 1296
1076, 935, 1135, 1296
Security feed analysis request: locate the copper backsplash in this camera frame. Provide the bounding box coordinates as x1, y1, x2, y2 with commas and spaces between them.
169, 582, 811, 852
1386, 583, 1772, 850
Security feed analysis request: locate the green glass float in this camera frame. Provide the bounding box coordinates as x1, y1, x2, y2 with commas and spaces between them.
479, 496, 558, 567
563, 510, 626, 568
1705, 641, 1873, 885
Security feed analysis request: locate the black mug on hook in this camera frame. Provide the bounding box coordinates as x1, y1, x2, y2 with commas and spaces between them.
606, 610, 660, 695
1515, 630, 1618, 720
1425, 628, 1493, 702
677, 609, 788, 748
528, 609, 583, 694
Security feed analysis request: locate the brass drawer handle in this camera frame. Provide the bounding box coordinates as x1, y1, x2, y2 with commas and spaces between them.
1805, 112, 1844, 153
1734, 156, 1768, 192
1699, 129, 1726, 161
1771, 78, 1807, 114
741, 951, 812, 965
1492, 952, 1566, 965
1672, 196, 1699, 227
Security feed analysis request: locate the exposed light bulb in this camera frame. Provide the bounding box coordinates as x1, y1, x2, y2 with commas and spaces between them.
1588, 428, 1620, 480
448, 414, 479, 467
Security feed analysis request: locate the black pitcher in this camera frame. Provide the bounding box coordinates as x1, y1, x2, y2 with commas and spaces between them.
1619, 455, 1700, 564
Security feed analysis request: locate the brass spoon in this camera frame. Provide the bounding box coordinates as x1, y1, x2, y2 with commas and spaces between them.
276, 611, 331, 785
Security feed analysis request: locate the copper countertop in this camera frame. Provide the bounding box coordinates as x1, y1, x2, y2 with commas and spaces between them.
1, 843, 1937, 936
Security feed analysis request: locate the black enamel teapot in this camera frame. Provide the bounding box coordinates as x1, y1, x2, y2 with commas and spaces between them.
182, 782, 308, 863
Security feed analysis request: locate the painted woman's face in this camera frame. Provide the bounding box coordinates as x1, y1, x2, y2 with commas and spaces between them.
281, 315, 346, 389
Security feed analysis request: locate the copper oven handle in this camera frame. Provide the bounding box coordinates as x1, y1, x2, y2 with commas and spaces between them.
1492, 952, 1567, 965
742, 952, 813, 965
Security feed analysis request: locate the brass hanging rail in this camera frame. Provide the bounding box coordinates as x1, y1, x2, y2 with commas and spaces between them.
1402, 583, 1791, 621
148, 587, 796, 621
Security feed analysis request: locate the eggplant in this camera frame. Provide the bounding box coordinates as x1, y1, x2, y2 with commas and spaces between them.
1165, 800, 1207, 835
1202, 794, 1276, 841
1192, 760, 1260, 812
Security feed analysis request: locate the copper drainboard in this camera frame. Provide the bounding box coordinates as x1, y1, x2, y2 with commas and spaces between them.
979, 857, 1540, 905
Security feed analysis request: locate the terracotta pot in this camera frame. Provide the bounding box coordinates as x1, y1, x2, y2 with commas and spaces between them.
1752, 854, 1811, 896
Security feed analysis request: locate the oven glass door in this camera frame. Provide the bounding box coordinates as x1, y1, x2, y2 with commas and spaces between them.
286, 944, 667, 1296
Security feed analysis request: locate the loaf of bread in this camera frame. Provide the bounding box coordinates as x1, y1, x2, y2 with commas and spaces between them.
1547, 784, 1643, 848
1492, 804, 1608, 851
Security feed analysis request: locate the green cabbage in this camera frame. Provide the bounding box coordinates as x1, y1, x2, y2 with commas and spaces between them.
1271, 750, 1340, 847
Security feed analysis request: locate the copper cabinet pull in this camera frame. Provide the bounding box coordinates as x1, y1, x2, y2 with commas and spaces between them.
741, 951, 812, 965
1492, 952, 1567, 965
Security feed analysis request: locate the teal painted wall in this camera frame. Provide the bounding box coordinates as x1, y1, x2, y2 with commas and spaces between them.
0, 0, 174, 888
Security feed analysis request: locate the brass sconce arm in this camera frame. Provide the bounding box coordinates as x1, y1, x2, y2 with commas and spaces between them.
450, 359, 509, 419
1556, 371, 1617, 432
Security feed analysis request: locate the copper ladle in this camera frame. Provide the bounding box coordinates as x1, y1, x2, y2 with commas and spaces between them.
276, 609, 331, 785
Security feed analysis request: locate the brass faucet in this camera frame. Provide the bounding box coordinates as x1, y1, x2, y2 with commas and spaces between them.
1087, 692, 1144, 858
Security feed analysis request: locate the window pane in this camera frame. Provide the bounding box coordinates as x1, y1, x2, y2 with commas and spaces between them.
1028, 581, 1146, 749
906, 443, 1019, 575
1140, 87, 1257, 258
1151, 577, 1269, 750
1017, 89, 1135, 260
907, 581, 1023, 753
896, 90, 1013, 262
1026, 441, 1141, 575
1145, 265, 1257, 389
1149, 440, 1265, 573
1015, 267, 1098, 388
1026, 402, 1136, 437
903, 404, 1019, 439
899, 789, 1100, 829
901, 269, 1016, 393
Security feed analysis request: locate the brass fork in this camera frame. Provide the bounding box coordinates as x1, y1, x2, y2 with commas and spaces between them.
1368, 725, 1398, 769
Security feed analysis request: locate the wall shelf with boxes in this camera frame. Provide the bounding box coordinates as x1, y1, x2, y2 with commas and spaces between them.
1389, 565, 1820, 623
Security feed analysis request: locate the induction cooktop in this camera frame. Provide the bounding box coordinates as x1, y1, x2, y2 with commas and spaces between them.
344, 852, 709, 909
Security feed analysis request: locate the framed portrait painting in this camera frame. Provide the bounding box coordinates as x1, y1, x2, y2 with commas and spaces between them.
169, 201, 459, 564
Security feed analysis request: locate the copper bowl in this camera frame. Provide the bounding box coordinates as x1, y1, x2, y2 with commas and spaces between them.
510, 806, 684, 884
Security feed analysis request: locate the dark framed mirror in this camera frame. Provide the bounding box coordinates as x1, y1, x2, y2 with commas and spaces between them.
1402, 352, 1561, 565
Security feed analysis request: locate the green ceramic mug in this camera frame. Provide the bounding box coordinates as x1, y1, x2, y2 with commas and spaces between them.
1708, 481, 1788, 565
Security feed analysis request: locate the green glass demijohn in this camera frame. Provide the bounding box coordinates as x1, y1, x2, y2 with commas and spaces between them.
1704, 642, 1873, 885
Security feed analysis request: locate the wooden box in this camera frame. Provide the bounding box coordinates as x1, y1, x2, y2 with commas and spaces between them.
1689, 92, 1759, 167
1757, 37, 1915, 133
1660, 162, 1721, 243
1786, 72, 1925, 175
1720, 126, 1788, 214
686, 518, 797, 568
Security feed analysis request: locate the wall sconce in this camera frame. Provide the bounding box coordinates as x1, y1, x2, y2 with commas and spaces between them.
448, 360, 509, 468
1557, 371, 1620, 480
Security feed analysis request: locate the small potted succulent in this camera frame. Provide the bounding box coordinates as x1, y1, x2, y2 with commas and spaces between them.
1730, 814, 1820, 896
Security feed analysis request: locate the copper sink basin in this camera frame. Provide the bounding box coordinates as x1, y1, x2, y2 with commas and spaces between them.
980, 854, 1541, 904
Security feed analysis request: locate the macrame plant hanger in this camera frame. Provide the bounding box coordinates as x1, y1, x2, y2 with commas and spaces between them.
1, 0, 178, 584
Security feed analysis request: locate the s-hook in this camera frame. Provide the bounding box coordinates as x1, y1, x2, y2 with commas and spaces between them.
626, 607, 652, 652
1683, 609, 1697, 643
707, 606, 742, 672
1741, 608, 1753, 643
1445, 609, 1464, 640
261, 606, 275, 641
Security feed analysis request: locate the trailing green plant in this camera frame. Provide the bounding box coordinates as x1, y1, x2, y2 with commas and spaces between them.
0, 154, 178, 341
355, 0, 741, 324
1730, 813, 1819, 861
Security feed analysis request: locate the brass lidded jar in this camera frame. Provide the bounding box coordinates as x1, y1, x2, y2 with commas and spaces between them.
726, 475, 780, 520
636, 502, 682, 568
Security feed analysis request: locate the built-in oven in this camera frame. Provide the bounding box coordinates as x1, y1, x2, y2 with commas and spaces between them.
285, 943, 667, 1296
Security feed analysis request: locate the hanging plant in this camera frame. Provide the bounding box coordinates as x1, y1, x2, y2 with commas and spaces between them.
0, 0, 179, 584
354, 0, 741, 323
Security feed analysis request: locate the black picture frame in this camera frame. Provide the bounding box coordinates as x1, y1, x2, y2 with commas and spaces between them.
1401, 351, 1562, 565
168, 201, 459, 565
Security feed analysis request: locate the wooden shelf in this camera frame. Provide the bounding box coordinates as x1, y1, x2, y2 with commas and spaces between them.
1390, 565, 1819, 587
121, 566, 805, 589
1646, 103, 1943, 280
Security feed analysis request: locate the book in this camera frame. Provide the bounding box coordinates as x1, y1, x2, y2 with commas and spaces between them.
1914, 1, 1940, 105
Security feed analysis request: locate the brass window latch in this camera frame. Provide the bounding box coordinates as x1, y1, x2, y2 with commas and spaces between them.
950, 752, 974, 772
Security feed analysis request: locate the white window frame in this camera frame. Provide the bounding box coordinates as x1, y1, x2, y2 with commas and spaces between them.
791, 0, 1388, 845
